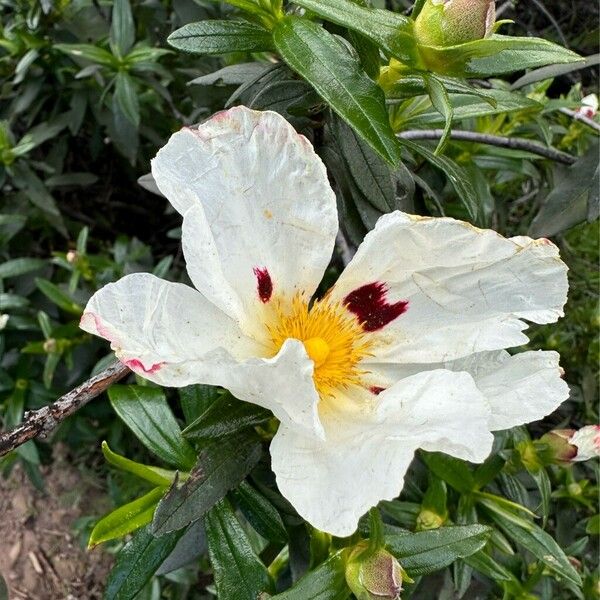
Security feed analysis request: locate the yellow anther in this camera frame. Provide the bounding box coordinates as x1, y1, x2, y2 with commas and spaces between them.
303, 337, 330, 368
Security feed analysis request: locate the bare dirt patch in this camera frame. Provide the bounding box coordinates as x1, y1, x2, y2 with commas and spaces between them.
0, 446, 113, 599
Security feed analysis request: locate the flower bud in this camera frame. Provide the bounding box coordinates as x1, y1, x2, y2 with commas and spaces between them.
345, 544, 403, 600
416, 509, 445, 531
414, 0, 495, 48
569, 425, 600, 462
538, 429, 577, 464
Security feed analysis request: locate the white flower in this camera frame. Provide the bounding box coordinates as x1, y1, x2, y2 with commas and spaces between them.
569, 425, 600, 461
0, 314, 8, 330
80, 107, 570, 536
576, 93, 598, 119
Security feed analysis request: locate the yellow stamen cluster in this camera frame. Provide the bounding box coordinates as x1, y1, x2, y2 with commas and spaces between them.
266, 295, 373, 398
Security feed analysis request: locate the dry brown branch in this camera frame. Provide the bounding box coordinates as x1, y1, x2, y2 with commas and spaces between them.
0, 361, 130, 458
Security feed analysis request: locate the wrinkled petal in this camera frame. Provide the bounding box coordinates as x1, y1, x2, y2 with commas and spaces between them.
80, 272, 256, 386
152, 106, 338, 327
369, 350, 569, 432
271, 370, 492, 536
330, 212, 568, 363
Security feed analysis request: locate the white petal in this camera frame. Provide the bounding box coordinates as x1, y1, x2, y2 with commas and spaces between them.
330, 212, 568, 363
152, 107, 338, 325
448, 350, 570, 431
569, 426, 600, 461
80, 272, 255, 387
270, 370, 493, 536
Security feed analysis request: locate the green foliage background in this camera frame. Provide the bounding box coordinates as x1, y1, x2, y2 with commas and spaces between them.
0, 0, 598, 598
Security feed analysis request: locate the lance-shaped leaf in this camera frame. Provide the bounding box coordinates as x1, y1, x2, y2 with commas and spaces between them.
182, 391, 271, 440
88, 486, 166, 547
385, 524, 492, 576
273, 16, 402, 165
423, 74, 453, 154
168, 20, 273, 55
179, 384, 219, 426
271, 550, 350, 600
205, 498, 273, 600
152, 429, 262, 535
292, 0, 417, 64
108, 385, 196, 470
105, 526, 185, 600
419, 35, 581, 78
110, 0, 135, 56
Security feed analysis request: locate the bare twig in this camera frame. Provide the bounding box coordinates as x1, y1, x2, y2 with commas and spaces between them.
397, 129, 577, 165
559, 107, 600, 134
0, 361, 130, 458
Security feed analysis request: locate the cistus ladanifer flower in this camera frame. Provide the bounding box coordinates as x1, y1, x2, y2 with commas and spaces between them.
80, 106, 569, 536
414, 0, 496, 48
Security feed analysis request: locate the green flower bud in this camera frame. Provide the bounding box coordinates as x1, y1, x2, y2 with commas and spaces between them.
345, 544, 403, 600
414, 0, 496, 47
416, 509, 445, 531
538, 429, 577, 465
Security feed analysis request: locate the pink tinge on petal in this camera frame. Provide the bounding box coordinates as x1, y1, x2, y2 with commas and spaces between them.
369, 386, 386, 396
343, 282, 408, 332
124, 358, 165, 375
253, 267, 273, 303
80, 312, 118, 345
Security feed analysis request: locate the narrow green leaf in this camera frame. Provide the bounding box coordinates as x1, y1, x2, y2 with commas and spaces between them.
386, 525, 492, 576
152, 429, 262, 535
464, 551, 520, 584
114, 71, 140, 127
54, 43, 116, 67
182, 391, 271, 439
168, 20, 273, 55
399, 139, 479, 222
101, 441, 177, 486
206, 498, 273, 600
292, 0, 416, 64
178, 384, 219, 425
271, 551, 350, 600
35, 278, 82, 315
110, 0, 135, 56
231, 481, 287, 543
273, 16, 402, 165
481, 503, 582, 586
108, 385, 196, 470
423, 74, 453, 154
420, 452, 476, 494
105, 526, 185, 600
0, 258, 45, 279
89, 487, 165, 547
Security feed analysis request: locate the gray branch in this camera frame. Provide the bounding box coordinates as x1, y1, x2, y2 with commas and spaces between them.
0, 361, 130, 457
398, 129, 577, 165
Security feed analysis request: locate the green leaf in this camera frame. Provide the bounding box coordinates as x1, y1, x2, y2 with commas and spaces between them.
114, 71, 140, 127
271, 551, 350, 600
420, 452, 476, 494
152, 429, 262, 535
178, 384, 220, 425
292, 0, 417, 64
423, 74, 452, 154
35, 278, 82, 315
108, 385, 196, 470
168, 20, 273, 55
230, 480, 287, 543
511, 53, 600, 89
386, 525, 492, 576
419, 34, 581, 78
54, 43, 116, 67
529, 142, 599, 237
105, 526, 185, 600
110, 0, 135, 56
586, 514, 600, 535
0, 258, 45, 279
89, 486, 165, 547
205, 498, 273, 600
481, 501, 582, 586
464, 551, 521, 585
101, 441, 177, 486
399, 138, 479, 222
0, 573, 7, 600
273, 16, 402, 165
182, 391, 271, 440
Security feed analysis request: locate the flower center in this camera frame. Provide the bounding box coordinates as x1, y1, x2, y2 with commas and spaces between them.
266, 295, 373, 398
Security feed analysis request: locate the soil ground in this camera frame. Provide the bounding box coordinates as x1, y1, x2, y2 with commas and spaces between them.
0, 446, 113, 599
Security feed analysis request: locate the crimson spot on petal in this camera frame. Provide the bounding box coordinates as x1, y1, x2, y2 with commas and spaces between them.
370, 386, 386, 396
344, 282, 408, 332
253, 267, 273, 303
